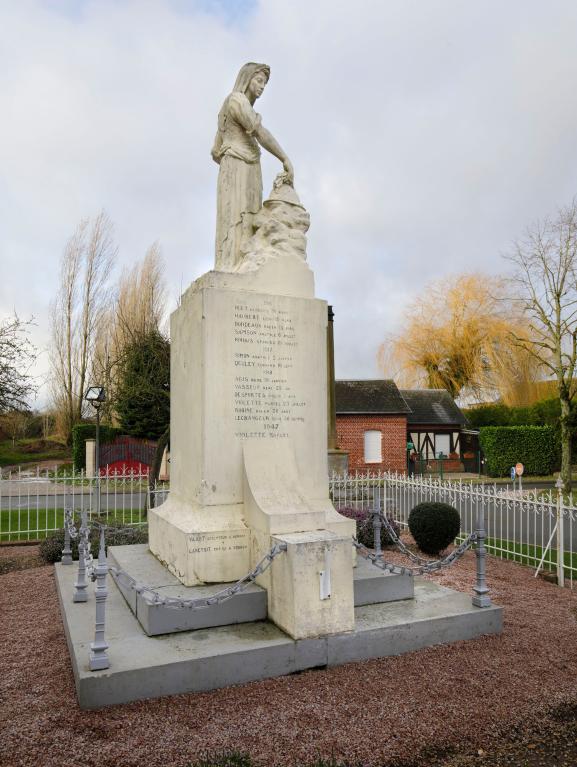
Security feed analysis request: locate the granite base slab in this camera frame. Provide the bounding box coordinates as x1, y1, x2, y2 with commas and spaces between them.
55, 562, 503, 709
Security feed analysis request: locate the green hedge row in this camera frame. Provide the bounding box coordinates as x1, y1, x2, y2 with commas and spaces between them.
479, 425, 560, 477
464, 397, 563, 428
71, 423, 122, 471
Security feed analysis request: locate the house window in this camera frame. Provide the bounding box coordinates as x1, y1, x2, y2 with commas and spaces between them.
364, 430, 382, 463
435, 433, 451, 457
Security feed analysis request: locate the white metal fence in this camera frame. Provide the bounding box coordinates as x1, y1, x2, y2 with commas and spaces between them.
329, 471, 576, 588
0, 466, 165, 543
2, 466, 574, 588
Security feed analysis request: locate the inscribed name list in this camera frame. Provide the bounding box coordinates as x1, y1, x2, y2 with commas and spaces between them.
232, 296, 308, 440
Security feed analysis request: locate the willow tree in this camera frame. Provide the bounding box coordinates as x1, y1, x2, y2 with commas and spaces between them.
379, 273, 540, 404
506, 200, 577, 491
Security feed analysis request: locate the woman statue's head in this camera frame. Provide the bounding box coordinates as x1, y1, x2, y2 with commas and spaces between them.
232, 62, 270, 100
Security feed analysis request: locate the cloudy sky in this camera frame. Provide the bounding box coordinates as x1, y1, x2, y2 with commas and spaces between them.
2, 0, 577, 408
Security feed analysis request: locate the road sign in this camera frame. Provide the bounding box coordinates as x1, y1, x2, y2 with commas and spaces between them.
515, 462, 524, 476
510, 467, 516, 481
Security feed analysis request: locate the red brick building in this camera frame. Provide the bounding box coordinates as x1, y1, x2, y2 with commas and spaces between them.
335, 380, 410, 473
335, 381, 470, 474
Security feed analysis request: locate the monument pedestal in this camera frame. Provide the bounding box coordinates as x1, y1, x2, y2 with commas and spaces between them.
149, 258, 355, 637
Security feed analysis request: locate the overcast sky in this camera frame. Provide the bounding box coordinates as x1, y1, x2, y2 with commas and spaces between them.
2, 0, 577, 409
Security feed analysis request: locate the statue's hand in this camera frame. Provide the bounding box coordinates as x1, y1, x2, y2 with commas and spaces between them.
283, 158, 294, 185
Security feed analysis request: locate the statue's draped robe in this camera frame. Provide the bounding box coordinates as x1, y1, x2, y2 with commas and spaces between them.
212, 92, 263, 271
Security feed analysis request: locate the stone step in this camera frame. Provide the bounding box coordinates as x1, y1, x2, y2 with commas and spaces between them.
108, 545, 414, 636
353, 556, 414, 605
54, 560, 503, 709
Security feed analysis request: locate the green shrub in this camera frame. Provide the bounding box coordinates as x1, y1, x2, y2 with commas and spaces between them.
71, 423, 121, 471
464, 402, 512, 428
408, 502, 461, 556
479, 425, 559, 477
39, 522, 148, 564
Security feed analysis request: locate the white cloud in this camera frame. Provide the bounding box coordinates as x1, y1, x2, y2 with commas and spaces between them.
2, 0, 577, 405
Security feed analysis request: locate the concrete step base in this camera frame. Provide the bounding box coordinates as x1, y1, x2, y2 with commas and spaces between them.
353, 556, 414, 605
55, 562, 503, 710
108, 545, 415, 636
108, 545, 267, 636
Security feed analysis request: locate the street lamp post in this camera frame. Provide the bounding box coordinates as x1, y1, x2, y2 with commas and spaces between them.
84, 387, 106, 516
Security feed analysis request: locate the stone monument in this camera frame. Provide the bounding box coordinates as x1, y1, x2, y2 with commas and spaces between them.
149, 62, 356, 640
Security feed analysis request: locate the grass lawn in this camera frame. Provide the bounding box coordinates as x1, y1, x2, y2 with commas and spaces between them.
0, 507, 147, 542
480, 535, 577, 579
0, 438, 70, 468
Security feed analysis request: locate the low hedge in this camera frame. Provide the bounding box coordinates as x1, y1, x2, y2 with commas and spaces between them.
479, 425, 560, 477
39, 522, 148, 564
71, 423, 122, 471
464, 397, 574, 429
337, 506, 400, 549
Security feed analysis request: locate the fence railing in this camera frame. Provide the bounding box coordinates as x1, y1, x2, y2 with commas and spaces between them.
329, 471, 576, 588
0, 466, 166, 543
2, 466, 574, 588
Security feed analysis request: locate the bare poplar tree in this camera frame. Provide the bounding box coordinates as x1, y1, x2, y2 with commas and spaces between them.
91, 242, 167, 423
50, 212, 116, 442
506, 200, 577, 490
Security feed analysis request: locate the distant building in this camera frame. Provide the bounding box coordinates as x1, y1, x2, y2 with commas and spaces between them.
335, 380, 474, 474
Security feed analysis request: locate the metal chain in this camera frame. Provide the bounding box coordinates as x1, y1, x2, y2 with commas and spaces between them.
78, 511, 94, 577
353, 539, 414, 577
64, 508, 95, 574
108, 542, 288, 609
378, 511, 477, 570
64, 507, 79, 540
354, 531, 477, 576
378, 512, 435, 565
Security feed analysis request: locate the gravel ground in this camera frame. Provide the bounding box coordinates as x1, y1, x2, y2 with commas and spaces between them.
1, 547, 576, 767
0, 543, 43, 575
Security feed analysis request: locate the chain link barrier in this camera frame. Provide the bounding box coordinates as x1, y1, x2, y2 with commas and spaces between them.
354, 511, 478, 576
352, 539, 414, 577
109, 542, 287, 609
64, 508, 287, 607
65, 509, 98, 578
64, 507, 79, 540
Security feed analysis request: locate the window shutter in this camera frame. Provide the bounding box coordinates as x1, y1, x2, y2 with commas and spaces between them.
364, 430, 382, 463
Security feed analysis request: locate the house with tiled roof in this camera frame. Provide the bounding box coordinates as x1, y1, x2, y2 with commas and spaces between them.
335, 380, 473, 474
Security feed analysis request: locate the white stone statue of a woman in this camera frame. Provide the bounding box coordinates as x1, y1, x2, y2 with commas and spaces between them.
211, 62, 294, 272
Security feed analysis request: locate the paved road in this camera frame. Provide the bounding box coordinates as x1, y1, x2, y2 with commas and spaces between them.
0, 491, 150, 511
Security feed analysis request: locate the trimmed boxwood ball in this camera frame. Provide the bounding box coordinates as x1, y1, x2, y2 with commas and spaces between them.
337, 506, 400, 549
408, 502, 461, 556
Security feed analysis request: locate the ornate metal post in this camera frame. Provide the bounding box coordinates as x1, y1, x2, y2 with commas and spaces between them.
62, 505, 73, 565
472, 501, 491, 607
372, 511, 382, 556
73, 510, 90, 602
372, 484, 382, 555
89, 526, 110, 671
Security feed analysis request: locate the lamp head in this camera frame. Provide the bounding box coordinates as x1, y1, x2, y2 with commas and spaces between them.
85, 386, 106, 408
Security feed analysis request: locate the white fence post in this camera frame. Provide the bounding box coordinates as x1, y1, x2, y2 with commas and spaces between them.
557, 482, 565, 588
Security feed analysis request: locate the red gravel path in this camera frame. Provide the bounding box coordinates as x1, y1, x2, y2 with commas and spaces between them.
1, 553, 576, 767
